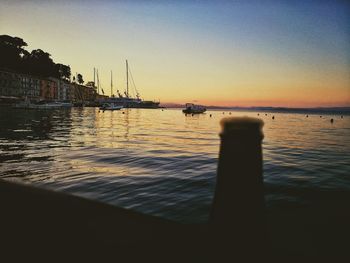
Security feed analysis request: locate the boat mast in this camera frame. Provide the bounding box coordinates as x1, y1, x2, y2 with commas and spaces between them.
96, 69, 100, 94
110, 70, 113, 97
94, 68, 96, 94
126, 59, 129, 98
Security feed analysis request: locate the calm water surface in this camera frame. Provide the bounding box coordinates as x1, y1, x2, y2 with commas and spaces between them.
1, 107, 349, 223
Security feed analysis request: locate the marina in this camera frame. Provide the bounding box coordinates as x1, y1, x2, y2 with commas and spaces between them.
0, 58, 160, 110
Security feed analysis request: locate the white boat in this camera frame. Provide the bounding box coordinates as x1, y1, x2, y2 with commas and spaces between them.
182, 103, 206, 114
35, 102, 63, 109
99, 103, 123, 111
14, 100, 73, 109
57, 101, 73, 108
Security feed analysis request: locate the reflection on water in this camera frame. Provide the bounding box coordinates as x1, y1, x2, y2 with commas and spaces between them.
1, 107, 350, 222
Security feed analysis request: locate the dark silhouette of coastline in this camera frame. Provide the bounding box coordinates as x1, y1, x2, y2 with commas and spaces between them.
162, 103, 350, 115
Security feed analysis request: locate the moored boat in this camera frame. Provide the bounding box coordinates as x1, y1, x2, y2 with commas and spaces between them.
99, 103, 123, 111
14, 100, 73, 109
57, 101, 73, 108
182, 103, 206, 114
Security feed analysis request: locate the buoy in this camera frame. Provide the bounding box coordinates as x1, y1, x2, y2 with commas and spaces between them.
330, 118, 334, 123
272, 116, 275, 120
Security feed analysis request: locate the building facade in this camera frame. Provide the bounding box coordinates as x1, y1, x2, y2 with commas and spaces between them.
40, 78, 58, 101
57, 80, 71, 101
0, 70, 21, 97
20, 74, 41, 99
72, 83, 97, 103
0, 70, 40, 99
1, 69, 101, 103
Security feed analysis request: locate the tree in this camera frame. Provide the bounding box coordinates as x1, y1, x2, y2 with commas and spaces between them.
0, 35, 27, 48
24, 49, 56, 77
55, 63, 71, 80
1, 35, 72, 81
0, 35, 28, 70
77, 73, 84, 84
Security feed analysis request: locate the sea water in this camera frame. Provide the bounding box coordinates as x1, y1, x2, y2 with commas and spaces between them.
1, 107, 349, 223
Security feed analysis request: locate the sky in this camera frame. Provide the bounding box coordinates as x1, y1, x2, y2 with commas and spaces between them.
1, 0, 349, 107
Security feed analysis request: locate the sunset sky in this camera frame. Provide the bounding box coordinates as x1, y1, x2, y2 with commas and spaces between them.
1, 0, 349, 107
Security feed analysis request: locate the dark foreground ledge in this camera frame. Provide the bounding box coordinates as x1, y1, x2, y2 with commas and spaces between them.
1, 180, 350, 262
0, 179, 213, 262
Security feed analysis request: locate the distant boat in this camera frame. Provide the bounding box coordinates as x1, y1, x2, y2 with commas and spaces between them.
182, 103, 206, 114
99, 103, 123, 111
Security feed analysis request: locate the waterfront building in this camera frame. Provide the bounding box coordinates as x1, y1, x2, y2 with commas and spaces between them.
41, 78, 58, 101
0, 70, 40, 99
1, 69, 98, 103
71, 83, 97, 103
57, 79, 70, 101
20, 74, 41, 99
84, 84, 97, 101
0, 70, 21, 97
68, 83, 75, 102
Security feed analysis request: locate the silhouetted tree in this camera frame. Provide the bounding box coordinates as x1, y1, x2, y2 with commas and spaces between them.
55, 63, 71, 80
24, 49, 56, 77
0, 35, 28, 70
1, 35, 72, 81
77, 73, 84, 84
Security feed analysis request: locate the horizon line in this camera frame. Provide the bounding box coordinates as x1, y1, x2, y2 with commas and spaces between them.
160, 103, 350, 110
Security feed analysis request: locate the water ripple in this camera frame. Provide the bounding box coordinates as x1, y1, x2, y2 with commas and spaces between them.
1, 107, 349, 223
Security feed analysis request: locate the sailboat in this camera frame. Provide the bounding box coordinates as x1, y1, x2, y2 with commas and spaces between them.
106, 60, 160, 109
99, 71, 123, 111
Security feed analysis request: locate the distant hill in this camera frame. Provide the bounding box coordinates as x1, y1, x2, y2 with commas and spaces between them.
232, 106, 350, 115
160, 103, 184, 108
160, 103, 350, 115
